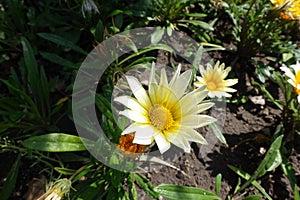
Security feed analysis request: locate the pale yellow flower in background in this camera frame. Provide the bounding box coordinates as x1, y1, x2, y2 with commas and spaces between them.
270, 0, 300, 19
37, 179, 71, 200
280, 61, 300, 103
194, 61, 238, 98
115, 63, 216, 154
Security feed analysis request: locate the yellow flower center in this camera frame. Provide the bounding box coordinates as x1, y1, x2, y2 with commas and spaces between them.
149, 104, 174, 131
207, 80, 218, 91
295, 71, 300, 94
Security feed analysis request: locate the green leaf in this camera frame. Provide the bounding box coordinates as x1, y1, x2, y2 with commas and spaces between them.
135, 174, 159, 199
209, 122, 227, 145
22, 133, 89, 152
237, 134, 283, 193
40, 52, 78, 69
215, 174, 222, 197
59, 152, 90, 163
242, 194, 262, 200
54, 167, 76, 175
21, 37, 50, 118
0, 154, 21, 200
228, 165, 272, 200
294, 185, 300, 200
95, 20, 105, 42
108, 9, 123, 17
154, 184, 221, 200
37, 33, 87, 55
252, 81, 283, 110
151, 27, 165, 44
0, 79, 41, 118
178, 20, 214, 31
280, 146, 300, 199
118, 44, 173, 66
185, 13, 207, 18
192, 45, 204, 74
128, 173, 138, 200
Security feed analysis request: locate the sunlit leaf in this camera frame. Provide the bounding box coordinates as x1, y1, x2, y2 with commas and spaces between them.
22, 133, 91, 152
154, 184, 221, 200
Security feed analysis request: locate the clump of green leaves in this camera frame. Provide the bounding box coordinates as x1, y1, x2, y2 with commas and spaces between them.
222, 0, 297, 59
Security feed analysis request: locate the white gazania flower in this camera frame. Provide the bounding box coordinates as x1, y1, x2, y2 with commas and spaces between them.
194, 61, 238, 98
114, 63, 216, 154
280, 61, 300, 103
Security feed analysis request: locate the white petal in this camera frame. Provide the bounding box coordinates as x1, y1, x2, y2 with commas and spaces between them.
125, 76, 151, 109
149, 82, 158, 104
165, 132, 191, 153
281, 66, 295, 80
196, 76, 205, 83
114, 96, 148, 115
153, 131, 171, 154
169, 64, 182, 87
224, 79, 238, 87
223, 87, 237, 93
185, 102, 215, 115
199, 65, 206, 77
132, 125, 155, 145
119, 109, 149, 123
178, 127, 207, 144
149, 62, 157, 85
155, 84, 168, 103
170, 69, 192, 99
287, 79, 296, 87
181, 114, 217, 128
291, 62, 300, 73
122, 123, 140, 135
298, 95, 300, 103
180, 88, 209, 116
159, 68, 169, 87
221, 65, 231, 79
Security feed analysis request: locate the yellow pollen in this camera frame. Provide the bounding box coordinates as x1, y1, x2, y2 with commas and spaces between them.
295, 71, 300, 95
207, 81, 217, 90
149, 104, 174, 131
296, 70, 300, 84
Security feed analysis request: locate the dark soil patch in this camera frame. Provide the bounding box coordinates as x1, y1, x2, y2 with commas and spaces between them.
136, 49, 299, 200
138, 100, 299, 199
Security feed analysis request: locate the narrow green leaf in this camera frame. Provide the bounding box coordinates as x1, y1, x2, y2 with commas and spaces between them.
128, 173, 138, 200
40, 52, 78, 68
237, 134, 283, 193
280, 147, 300, 199
192, 45, 204, 74
95, 20, 104, 42
294, 185, 300, 200
0, 79, 41, 118
108, 9, 123, 17
22, 133, 90, 152
209, 122, 227, 145
178, 20, 214, 31
228, 165, 272, 200
154, 184, 221, 200
20, 37, 39, 94
118, 44, 173, 66
215, 174, 222, 197
252, 81, 283, 110
185, 13, 207, 18
135, 173, 159, 199
0, 154, 21, 200
54, 167, 76, 175
37, 33, 87, 55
